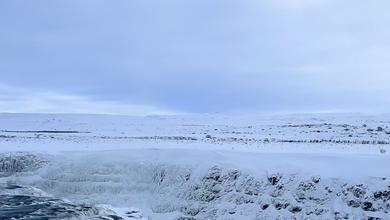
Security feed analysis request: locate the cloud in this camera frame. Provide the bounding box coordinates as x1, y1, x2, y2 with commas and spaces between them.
1, 0, 390, 114
0, 84, 175, 115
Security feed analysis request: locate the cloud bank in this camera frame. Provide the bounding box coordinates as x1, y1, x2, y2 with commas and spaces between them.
1, 0, 390, 114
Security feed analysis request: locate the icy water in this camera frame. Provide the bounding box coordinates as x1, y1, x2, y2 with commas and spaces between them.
0, 153, 135, 220
0, 184, 127, 220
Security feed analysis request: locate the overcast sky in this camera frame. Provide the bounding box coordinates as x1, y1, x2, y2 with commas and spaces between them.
1, 0, 390, 115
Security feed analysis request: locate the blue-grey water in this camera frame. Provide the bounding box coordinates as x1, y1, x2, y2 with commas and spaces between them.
0, 184, 124, 220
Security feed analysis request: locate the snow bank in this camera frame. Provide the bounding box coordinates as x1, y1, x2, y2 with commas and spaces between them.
1, 150, 389, 219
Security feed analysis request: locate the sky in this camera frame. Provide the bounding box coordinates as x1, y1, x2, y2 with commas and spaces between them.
1, 0, 390, 115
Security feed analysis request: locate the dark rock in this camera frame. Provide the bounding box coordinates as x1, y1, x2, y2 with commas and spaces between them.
373, 191, 390, 201
361, 202, 375, 211
261, 204, 269, 210
176, 217, 197, 220
274, 203, 289, 210
348, 200, 360, 208
268, 174, 281, 185
289, 206, 302, 213
228, 210, 236, 214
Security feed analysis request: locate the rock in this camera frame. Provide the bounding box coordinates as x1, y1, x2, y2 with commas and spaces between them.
361, 202, 375, 211
289, 206, 302, 213
274, 202, 289, 210
261, 204, 269, 210
176, 217, 197, 220
347, 200, 360, 208
373, 191, 390, 201
348, 185, 366, 198
268, 174, 281, 185
368, 217, 382, 220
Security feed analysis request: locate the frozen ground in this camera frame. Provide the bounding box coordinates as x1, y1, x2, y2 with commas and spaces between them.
0, 113, 390, 219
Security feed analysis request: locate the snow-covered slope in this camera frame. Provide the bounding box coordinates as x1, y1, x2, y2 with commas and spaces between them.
1, 113, 390, 219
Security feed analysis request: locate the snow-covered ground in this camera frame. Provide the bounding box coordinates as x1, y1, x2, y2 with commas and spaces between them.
1, 113, 390, 219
